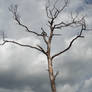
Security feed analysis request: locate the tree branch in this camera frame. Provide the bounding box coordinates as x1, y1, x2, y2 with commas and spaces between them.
54, 16, 85, 29
53, 0, 68, 19
0, 39, 47, 55
37, 45, 47, 55
51, 24, 85, 60
45, 0, 68, 20
41, 27, 48, 45
9, 4, 42, 36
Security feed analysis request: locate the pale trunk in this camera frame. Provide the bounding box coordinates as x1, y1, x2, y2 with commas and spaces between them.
48, 58, 56, 92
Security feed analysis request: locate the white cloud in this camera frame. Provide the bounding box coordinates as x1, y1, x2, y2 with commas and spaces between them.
84, 78, 92, 89
0, 87, 34, 92
57, 84, 77, 92
80, 77, 92, 92
0, 36, 42, 75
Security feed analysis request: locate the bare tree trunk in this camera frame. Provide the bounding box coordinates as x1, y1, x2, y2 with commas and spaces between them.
48, 57, 56, 92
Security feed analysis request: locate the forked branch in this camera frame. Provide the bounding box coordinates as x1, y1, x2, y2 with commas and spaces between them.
46, 0, 68, 19
53, 0, 68, 19
54, 15, 86, 29
0, 39, 47, 55
9, 4, 42, 36
51, 23, 86, 60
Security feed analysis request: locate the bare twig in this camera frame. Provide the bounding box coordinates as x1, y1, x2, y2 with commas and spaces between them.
41, 27, 48, 45
54, 16, 86, 29
46, 0, 68, 20
53, 0, 68, 19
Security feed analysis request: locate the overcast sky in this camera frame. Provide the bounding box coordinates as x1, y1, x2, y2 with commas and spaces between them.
0, 0, 92, 92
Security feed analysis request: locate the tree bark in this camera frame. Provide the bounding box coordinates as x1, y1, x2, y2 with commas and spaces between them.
48, 57, 56, 92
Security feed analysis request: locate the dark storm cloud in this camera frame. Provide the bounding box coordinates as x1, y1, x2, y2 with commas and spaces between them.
85, 0, 92, 4
0, 71, 50, 92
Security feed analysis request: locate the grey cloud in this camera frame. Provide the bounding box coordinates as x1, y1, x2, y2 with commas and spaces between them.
0, 87, 34, 92
0, 37, 50, 92
0, 0, 92, 92
53, 33, 92, 91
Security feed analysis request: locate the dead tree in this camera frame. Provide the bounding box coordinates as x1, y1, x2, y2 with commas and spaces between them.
0, 0, 88, 92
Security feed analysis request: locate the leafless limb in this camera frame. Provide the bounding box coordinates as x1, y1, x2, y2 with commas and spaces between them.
41, 27, 48, 45
51, 23, 86, 60
8, 4, 50, 52
46, 5, 52, 19
37, 44, 47, 55
0, 38, 47, 55
9, 4, 42, 36
53, 0, 69, 19
71, 12, 79, 22
45, 0, 68, 19
54, 16, 86, 29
